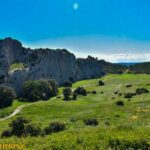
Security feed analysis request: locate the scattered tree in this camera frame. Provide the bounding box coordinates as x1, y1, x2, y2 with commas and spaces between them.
23, 79, 58, 102
0, 86, 16, 109
47, 79, 58, 96
98, 80, 105, 86
63, 88, 72, 100
72, 91, 78, 100
74, 87, 87, 96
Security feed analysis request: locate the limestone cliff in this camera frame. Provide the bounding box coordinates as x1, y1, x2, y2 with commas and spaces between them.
0, 38, 24, 83
0, 37, 126, 95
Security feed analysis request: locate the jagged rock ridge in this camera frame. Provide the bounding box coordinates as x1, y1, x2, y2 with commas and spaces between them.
0, 38, 126, 95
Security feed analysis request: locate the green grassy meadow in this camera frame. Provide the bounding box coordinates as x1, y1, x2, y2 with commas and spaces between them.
9, 63, 26, 71
0, 74, 150, 149
0, 101, 28, 118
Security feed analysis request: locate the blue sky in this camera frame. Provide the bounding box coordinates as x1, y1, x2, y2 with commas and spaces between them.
0, 0, 150, 62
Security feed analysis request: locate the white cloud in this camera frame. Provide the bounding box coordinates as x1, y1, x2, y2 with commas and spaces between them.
74, 52, 150, 63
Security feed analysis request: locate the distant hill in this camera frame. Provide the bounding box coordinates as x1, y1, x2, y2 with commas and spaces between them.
99, 60, 127, 74
116, 62, 138, 67
116, 62, 150, 74
128, 62, 150, 74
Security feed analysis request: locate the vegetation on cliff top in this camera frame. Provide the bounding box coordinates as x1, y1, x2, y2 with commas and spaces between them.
9, 62, 26, 71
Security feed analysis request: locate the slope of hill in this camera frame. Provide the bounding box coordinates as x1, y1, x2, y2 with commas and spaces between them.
0, 74, 149, 149
128, 62, 150, 74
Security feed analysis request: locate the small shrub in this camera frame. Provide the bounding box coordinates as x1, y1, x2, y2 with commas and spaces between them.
124, 92, 135, 99
84, 118, 98, 126
119, 93, 122, 96
47, 79, 58, 96
24, 123, 42, 136
74, 87, 87, 96
92, 91, 97, 94
63, 81, 72, 87
136, 88, 149, 95
126, 84, 132, 88
116, 101, 124, 106
105, 122, 110, 126
114, 115, 120, 118
98, 80, 105, 86
44, 122, 66, 135
114, 91, 119, 94
63, 88, 72, 100
0, 86, 16, 109
1, 129, 12, 138
108, 138, 149, 150
57, 96, 61, 99
9, 117, 31, 137
72, 91, 78, 100
70, 118, 77, 122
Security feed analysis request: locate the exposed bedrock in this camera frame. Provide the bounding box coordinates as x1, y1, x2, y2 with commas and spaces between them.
0, 37, 126, 95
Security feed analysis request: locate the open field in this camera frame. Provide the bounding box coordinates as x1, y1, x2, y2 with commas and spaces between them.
0, 74, 150, 149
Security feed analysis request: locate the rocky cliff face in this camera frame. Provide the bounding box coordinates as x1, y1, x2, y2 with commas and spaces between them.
75, 56, 101, 80
0, 38, 24, 83
25, 49, 76, 84
0, 37, 125, 95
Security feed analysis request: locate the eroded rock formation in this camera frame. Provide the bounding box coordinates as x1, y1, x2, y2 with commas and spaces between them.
0, 37, 126, 95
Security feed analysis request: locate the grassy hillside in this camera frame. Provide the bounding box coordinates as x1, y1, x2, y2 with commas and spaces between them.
0, 74, 150, 149
9, 63, 26, 71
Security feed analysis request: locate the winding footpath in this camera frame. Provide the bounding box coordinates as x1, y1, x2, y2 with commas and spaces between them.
0, 97, 57, 122
0, 105, 26, 121
0, 84, 91, 122
0, 99, 56, 122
